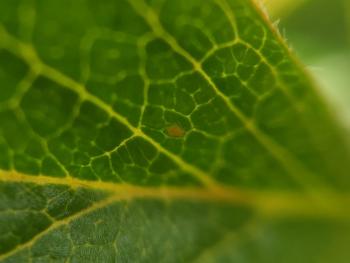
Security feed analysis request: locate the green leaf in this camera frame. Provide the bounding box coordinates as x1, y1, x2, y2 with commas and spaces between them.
275, 0, 350, 129
0, 0, 350, 262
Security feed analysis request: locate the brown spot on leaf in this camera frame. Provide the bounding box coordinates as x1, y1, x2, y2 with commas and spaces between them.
166, 124, 186, 138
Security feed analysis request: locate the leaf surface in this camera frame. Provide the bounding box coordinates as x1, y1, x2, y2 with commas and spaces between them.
0, 0, 350, 262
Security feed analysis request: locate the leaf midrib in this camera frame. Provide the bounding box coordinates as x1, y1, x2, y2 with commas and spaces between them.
3, 168, 350, 261
1, 168, 350, 261
1, 169, 349, 220
0, 172, 251, 262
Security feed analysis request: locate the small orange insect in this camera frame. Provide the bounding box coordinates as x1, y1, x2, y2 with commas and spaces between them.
166, 124, 186, 138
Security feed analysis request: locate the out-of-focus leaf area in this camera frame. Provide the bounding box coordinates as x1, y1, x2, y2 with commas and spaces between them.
266, 0, 350, 129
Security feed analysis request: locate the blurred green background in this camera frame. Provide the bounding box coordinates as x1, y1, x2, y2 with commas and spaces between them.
265, 0, 350, 130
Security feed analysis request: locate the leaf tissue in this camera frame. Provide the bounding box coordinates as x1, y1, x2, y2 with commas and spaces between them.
0, 0, 349, 262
